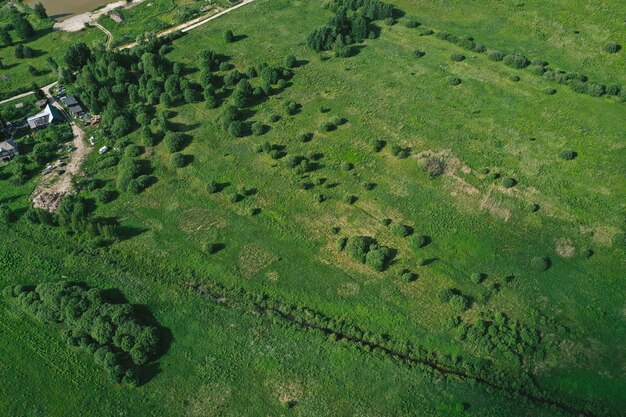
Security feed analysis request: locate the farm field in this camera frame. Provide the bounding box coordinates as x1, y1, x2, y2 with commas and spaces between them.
0, 0, 624, 416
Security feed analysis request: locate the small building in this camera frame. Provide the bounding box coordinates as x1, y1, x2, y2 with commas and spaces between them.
27, 104, 64, 129
98, 146, 108, 154
36, 98, 48, 108
68, 104, 84, 116
109, 10, 124, 23
0, 138, 18, 161
61, 96, 79, 107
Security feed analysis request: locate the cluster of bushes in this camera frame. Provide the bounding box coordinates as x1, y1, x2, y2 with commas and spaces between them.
3, 281, 164, 385
433, 30, 623, 100
341, 235, 394, 271
390, 144, 410, 158
438, 288, 471, 312
307, 0, 395, 56
452, 312, 542, 363
116, 158, 153, 194
435, 32, 486, 53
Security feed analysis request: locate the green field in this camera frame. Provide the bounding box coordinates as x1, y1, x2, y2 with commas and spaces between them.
0, 0, 624, 416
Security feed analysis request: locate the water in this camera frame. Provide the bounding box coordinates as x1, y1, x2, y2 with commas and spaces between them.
28, 0, 114, 20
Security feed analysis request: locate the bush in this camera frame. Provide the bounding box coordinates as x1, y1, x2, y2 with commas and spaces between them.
501, 177, 516, 188
346, 236, 371, 263
450, 53, 465, 62
206, 181, 219, 194
344, 194, 356, 204
336, 237, 347, 251
603, 43, 621, 53
424, 157, 445, 177
530, 256, 550, 272
529, 203, 540, 212
606, 84, 621, 96
488, 51, 504, 61
224, 30, 235, 43
586, 83, 606, 97
369, 138, 385, 152
488, 172, 500, 180
411, 235, 430, 248
96, 189, 116, 204
470, 273, 484, 284
404, 18, 420, 28
285, 55, 297, 68
392, 223, 411, 237
503, 54, 530, 69
544, 88, 557, 95
420, 28, 434, 36
164, 132, 185, 152
251, 122, 265, 136
449, 294, 469, 312
321, 121, 336, 132
581, 249, 594, 259
510, 75, 520, 82
284, 101, 298, 115
365, 248, 388, 272
413, 50, 425, 58
447, 77, 462, 86
401, 272, 416, 283
228, 121, 245, 137
560, 150, 577, 160
171, 153, 186, 167
438, 288, 455, 303
125, 145, 143, 157
269, 114, 280, 123
297, 133, 312, 143
203, 242, 217, 254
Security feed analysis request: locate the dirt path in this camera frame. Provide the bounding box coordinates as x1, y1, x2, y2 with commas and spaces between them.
118, 0, 256, 50
92, 22, 113, 49
31, 85, 89, 212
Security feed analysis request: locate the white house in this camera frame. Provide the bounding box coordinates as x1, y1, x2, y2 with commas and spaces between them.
27, 104, 63, 129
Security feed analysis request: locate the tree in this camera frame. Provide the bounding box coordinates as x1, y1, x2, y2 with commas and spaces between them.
65, 43, 91, 72
0, 27, 12, 46
171, 152, 186, 167
12, 13, 35, 39
34, 3, 48, 19
345, 236, 371, 263
365, 248, 387, 271
224, 29, 235, 43
603, 43, 621, 53
111, 115, 132, 137
164, 132, 185, 152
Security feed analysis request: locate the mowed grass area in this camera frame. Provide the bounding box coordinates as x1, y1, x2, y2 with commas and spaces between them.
0, 0, 625, 415
0, 4, 105, 100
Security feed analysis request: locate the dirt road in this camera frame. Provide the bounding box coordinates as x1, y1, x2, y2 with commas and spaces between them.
31, 86, 89, 212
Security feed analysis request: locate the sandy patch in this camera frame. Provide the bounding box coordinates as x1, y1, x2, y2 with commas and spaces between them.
479, 185, 511, 222
185, 383, 231, 417
178, 208, 227, 234
238, 243, 278, 278
54, 0, 145, 32
555, 238, 576, 258
337, 282, 359, 297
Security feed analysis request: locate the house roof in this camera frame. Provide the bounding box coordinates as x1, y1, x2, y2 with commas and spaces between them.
36, 98, 48, 108
27, 104, 63, 129
0, 139, 18, 156
69, 105, 84, 114
61, 96, 78, 106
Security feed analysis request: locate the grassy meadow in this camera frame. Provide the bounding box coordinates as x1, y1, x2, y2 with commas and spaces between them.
0, 0, 624, 415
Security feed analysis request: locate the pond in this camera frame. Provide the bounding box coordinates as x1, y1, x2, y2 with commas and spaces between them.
27, 0, 114, 20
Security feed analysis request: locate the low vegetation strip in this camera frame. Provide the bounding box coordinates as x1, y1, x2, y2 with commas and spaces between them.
185, 281, 608, 417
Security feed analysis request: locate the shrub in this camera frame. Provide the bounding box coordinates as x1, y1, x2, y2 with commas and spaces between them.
413, 50, 425, 58
251, 122, 265, 136
344, 194, 356, 204
297, 133, 312, 143
586, 83, 606, 97
501, 177, 516, 188
164, 132, 185, 152
420, 28, 434, 36
424, 157, 445, 177
284, 101, 298, 115
320, 121, 335, 132
285, 55, 297, 68
488, 51, 504, 61
206, 181, 219, 194
171, 153, 186, 168
228, 121, 245, 137
544, 88, 557, 95
224, 30, 235, 43
529, 203, 540, 212
370, 138, 385, 152
606, 84, 621, 96
530, 65, 547, 76
581, 249, 594, 259
530, 256, 550, 272
269, 114, 280, 123
603, 43, 621, 53
447, 77, 462, 86
450, 53, 465, 62
503, 54, 530, 69
401, 272, 416, 283
366, 248, 391, 272
336, 237, 347, 251
411, 235, 430, 248
437, 288, 455, 303
346, 236, 371, 263
381, 218, 392, 226
95, 189, 116, 204
488, 172, 500, 180
341, 162, 353, 171
203, 242, 217, 254
510, 75, 521, 82
392, 224, 411, 237
560, 150, 577, 160
314, 194, 325, 203
404, 18, 420, 28
470, 273, 484, 284
449, 294, 469, 312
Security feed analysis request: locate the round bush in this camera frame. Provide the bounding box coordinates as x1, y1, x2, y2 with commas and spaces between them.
413, 50, 425, 58
203, 242, 217, 254
480, 167, 490, 174
581, 248, 594, 258
411, 234, 430, 248
544, 87, 557, 95
320, 121, 336, 132
488, 51, 504, 61
501, 177, 517, 188
603, 43, 621, 53
381, 218, 392, 226
503, 53, 530, 69
420, 28, 434, 36
125, 145, 143, 157
560, 150, 577, 160
297, 133, 312, 143
530, 256, 550, 272
470, 272, 484, 284
401, 272, 416, 283
341, 162, 353, 171
206, 181, 219, 194
437, 288, 455, 303
449, 294, 469, 312
164, 132, 185, 153
344, 194, 356, 204
269, 114, 280, 123
488, 172, 500, 180
529, 203, 540, 212
171, 152, 186, 168
447, 77, 462, 86
510, 75, 521, 82
392, 223, 411, 237
285, 55, 297, 68
450, 53, 465, 62
251, 121, 265, 136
